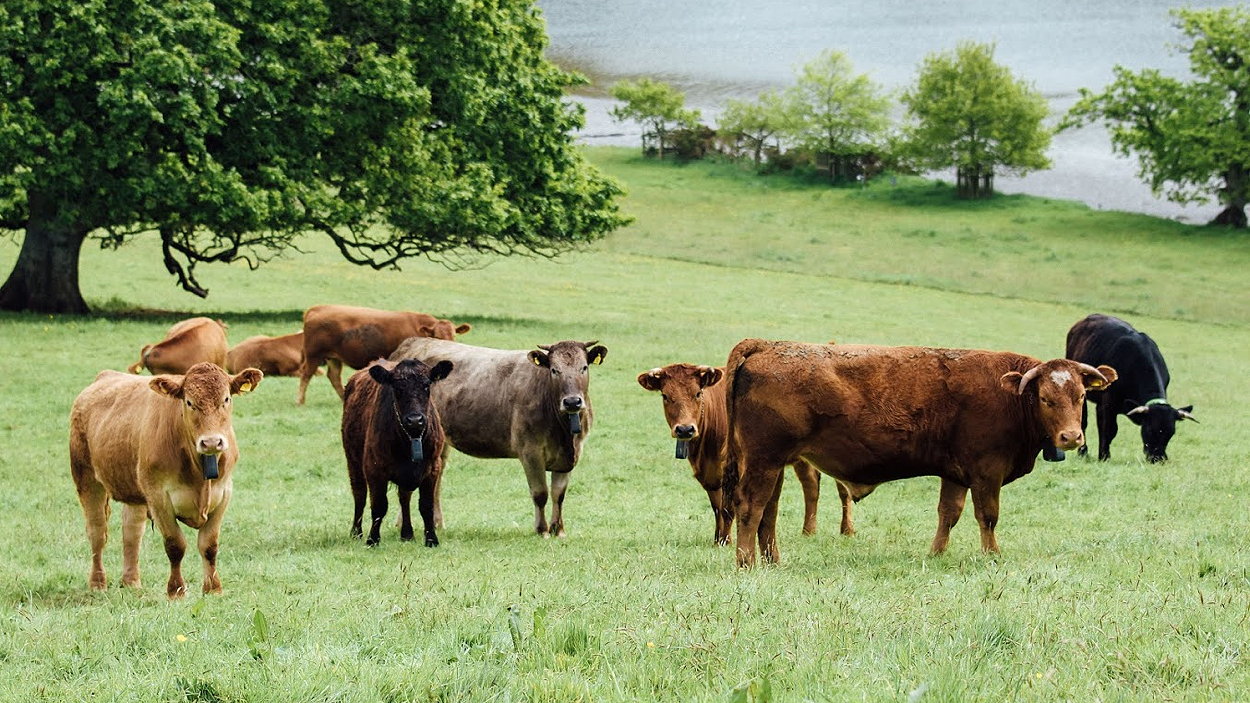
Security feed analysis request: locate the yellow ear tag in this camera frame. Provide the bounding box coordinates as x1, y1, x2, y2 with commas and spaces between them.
1089, 380, 1104, 388
240, 382, 253, 392
532, 357, 541, 366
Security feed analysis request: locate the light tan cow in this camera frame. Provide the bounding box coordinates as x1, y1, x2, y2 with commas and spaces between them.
298, 305, 471, 404
227, 332, 311, 377
128, 317, 229, 375
69, 362, 263, 597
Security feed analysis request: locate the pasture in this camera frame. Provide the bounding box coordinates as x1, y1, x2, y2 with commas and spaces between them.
1, 147, 1247, 702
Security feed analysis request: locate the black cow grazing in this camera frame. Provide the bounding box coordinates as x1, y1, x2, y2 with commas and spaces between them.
342, 358, 453, 546
1065, 314, 1196, 463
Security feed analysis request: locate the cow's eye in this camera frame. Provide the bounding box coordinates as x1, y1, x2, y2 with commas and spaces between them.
551, 368, 559, 376
185, 399, 194, 408
581, 365, 588, 374
224, 396, 231, 405
695, 391, 702, 400
661, 394, 670, 403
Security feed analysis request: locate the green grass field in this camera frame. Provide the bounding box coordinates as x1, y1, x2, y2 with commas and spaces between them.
1, 148, 1247, 702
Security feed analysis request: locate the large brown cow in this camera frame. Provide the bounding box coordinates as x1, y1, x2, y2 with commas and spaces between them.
637, 363, 837, 545
127, 317, 229, 375
391, 338, 607, 537
726, 340, 1117, 567
227, 332, 311, 377
297, 305, 471, 404
69, 362, 263, 597
342, 358, 453, 547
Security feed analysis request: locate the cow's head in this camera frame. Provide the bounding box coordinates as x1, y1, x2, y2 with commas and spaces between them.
528, 341, 607, 421
637, 364, 723, 440
1000, 360, 1117, 452
149, 363, 263, 463
1125, 399, 1196, 463
421, 319, 473, 341
369, 358, 454, 440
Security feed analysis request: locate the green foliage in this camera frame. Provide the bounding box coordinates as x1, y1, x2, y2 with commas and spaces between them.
1063, 7, 1250, 226
781, 50, 892, 182
0, 0, 627, 312
717, 92, 793, 167
902, 42, 1052, 197
610, 78, 701, 159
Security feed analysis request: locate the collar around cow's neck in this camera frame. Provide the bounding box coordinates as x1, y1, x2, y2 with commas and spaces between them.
1145, 397, 1169, 407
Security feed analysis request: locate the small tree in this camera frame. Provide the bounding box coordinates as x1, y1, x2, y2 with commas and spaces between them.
782, 50, 891, 183
1063, 7, 1250, 227
610, 78, 701, 160
717, 91, 792, 167
902, 42, 1051, 199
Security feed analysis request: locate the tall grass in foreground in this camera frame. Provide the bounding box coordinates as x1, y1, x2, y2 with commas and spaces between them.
0, 147, 1246, 702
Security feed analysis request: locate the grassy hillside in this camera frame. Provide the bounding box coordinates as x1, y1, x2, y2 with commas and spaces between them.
0, 148, 1246, 702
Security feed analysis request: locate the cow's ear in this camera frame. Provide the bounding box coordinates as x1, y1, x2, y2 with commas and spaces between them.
430, 360, 454, 383
230, 368, 263, 395
1083, 364, 1118, 390
454, 323, 472, 335
528, 350, 550, 367
369, 365, 393, 385
697, 366, 724, 388
999, 371, 1025, 394
637, 369, 664, 391
417, 325, 437, 338
587, 345, 608, 366
149, 376, 184, 399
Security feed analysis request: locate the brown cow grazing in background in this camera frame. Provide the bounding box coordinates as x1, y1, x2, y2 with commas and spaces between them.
725, 340, 1116, 567
69, 363, 263, 597
638, 363, 838, 545
227, 332, 312, 377
342, 358, 453, 547
297, 304, 471, 404
391, 338, 607, 537
128, 317, 229, 375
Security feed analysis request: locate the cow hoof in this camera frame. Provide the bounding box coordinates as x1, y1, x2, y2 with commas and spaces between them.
89, 576, 108, 591
400, 531, 414, 542
366, 537, 380, 548
167, 583, 187, 600
121, 577, 142, 589
424, 536, 439, 548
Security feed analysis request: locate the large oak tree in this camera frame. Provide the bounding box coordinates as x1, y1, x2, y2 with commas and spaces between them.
1063, 7, 1250, 227
0, 0, 626, 313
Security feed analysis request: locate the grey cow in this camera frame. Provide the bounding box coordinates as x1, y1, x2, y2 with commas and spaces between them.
391, 338, 607, 537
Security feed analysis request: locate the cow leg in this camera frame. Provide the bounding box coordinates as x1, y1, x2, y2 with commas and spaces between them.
1095, 402, 1118, 461
75, 475, 111, 591
397, 488, 415, 541
349, 465, 367, 540
418, 474, 438, 547
970, 480, 1003, 554
792, 460, 821, 536
327, 359, 346, 400
930, 477, 968, 555
705, 486, 731, 546
548, 470, 571, 538
198, 495, 230, 594
432, 449, 447, 528
758, 469, 786, 564
296, 353, 323, 405
366, 477, 388, 546
735, 458, 784, 568
146, 495, 188, 599
521, 457, 550, 536
835, 480, 855, 536
120, 503, 148, 588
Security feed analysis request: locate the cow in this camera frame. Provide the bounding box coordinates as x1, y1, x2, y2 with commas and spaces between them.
297, 304, 471, 404
69, 362, 263, 597
390, 338, 607, 537
227, 332, 312, 377
725, 339, 1117, 567
1065, 313, 1196, 463
342, 358, 453, 547
637, 363, 843, 545
127, 317, 229, 375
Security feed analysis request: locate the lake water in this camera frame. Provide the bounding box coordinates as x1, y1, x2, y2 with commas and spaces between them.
537, 0, 1243, 222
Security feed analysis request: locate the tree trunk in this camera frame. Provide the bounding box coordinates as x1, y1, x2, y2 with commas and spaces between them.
956, 167, 994, 199
1210, 204, 1247, 228
1211, 166, 1248, 228
0, 193, 91, 313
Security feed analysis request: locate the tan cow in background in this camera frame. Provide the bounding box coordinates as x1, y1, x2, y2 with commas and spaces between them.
297, 305, 471, 404
128, 317, 228, 375
227, 332, 311, 377
69, 363, 263, 597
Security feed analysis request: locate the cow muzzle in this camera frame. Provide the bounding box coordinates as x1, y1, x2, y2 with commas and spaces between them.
672, 424, 697, 440
1055, 429, 1084, 451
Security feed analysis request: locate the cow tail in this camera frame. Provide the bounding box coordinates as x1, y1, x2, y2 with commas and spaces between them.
722, 338, 769, 512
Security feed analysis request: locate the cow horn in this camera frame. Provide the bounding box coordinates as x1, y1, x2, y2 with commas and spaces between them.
1178, 409, 1199, 423
1017, 365, 1043, 395
536, 344, 552, 351
1074, 362, 1110, 386
1126, 405, 1150, 416
582, 340, 600, 348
